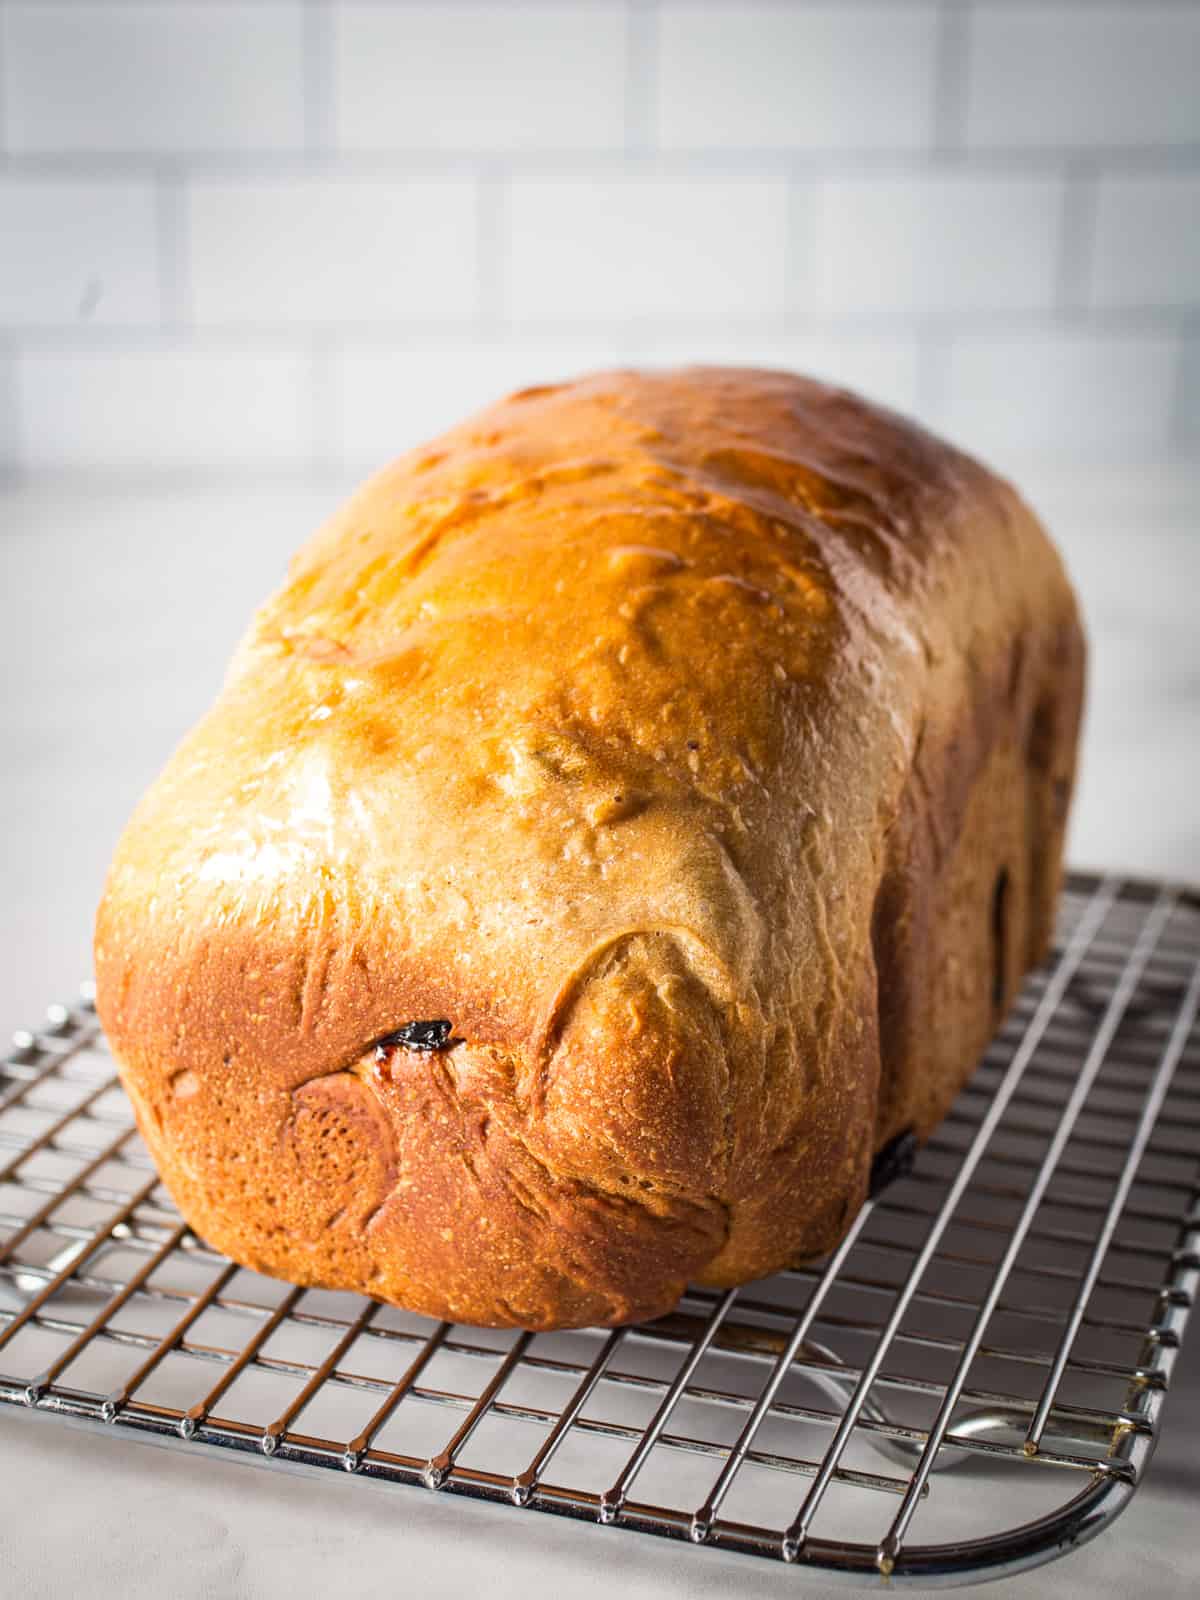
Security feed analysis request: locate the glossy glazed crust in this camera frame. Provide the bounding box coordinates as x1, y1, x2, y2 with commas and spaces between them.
94, 368, 1084, 1329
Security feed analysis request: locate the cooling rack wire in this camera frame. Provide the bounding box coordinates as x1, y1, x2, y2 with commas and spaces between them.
1, 871, 1197, 1588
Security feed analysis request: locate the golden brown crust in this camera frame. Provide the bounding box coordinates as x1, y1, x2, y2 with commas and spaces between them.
94, 367, 1084, 1328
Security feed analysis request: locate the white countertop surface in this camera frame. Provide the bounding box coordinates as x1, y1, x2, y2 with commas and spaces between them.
1, 466, 1197, 1598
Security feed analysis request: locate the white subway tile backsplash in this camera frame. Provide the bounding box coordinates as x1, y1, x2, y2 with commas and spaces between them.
815, 175, 1063, 316
188, 178, 479, 325
505, 177, 790, 321
1090, 176, 1200, 310
15, 349, 312, 472
656, 3, 938, 151
0, 181, 159, 327
941, 332, 1179, 460
333, 341, 626, 471
966, 5, 1200, 149
335, 4, 626, 152
0, 2, 1195, 474
2, 3, 305, 154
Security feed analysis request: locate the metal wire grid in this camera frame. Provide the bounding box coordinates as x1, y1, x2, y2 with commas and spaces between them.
0, 872, 1197, 1589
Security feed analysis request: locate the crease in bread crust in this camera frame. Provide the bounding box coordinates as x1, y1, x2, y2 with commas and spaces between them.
94, 366, 1084, 1329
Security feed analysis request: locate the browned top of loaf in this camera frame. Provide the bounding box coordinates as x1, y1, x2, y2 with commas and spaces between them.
95, 367, 1076, 1323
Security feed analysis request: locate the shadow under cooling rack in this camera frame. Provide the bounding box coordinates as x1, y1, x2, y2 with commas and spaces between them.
0, 871, 1198, 1588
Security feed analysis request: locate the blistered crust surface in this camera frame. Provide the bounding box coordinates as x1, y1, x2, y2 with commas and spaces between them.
95, 367, 1084, 1328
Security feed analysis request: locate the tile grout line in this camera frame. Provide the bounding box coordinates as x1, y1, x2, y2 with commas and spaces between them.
0, 0, 8, 160
0, 0, 11, 471
476, 170, 508, 335
4, 149, 1200, 180
0, 0, 24, 480
625, 0, 658, 157
1055, 158, 1097, 314
308, 336, 337, 474
1167, 311, 1199, 452
916, 330, 950, 432
932, 0, 971, 157
787, 176, 817, 322
3, 308, 1198, 349
304, 0, 335, 156
155, 166, 189, 330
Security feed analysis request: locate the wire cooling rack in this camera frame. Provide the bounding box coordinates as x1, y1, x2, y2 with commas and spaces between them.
0, 872, 1197, 1589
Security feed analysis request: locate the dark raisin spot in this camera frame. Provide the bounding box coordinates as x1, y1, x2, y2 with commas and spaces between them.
373, 1020, 453, 1059
686, 740, 699, 751
991, 866, 1010, 1014
869, 1128, 918, 1199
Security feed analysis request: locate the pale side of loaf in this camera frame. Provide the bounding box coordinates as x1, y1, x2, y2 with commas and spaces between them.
94, 368, 1084, 1330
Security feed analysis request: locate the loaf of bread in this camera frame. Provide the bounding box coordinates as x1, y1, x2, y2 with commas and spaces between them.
95, 368, 1084, 1330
